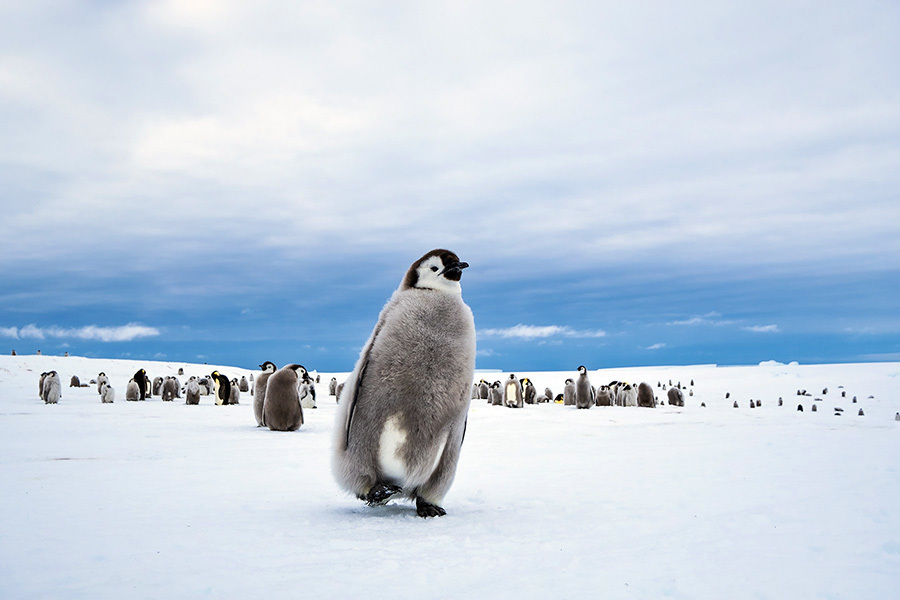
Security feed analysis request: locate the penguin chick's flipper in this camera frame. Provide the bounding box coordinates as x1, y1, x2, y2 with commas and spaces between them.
363, 483, 402, 506
416, 497, 447, 518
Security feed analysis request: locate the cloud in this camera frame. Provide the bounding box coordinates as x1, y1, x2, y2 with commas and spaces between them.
667, 313, 736, 327
743, 325, 780, 333
479, 324, 607, 340
0, 324, 160, 342
646, 343, 666, 350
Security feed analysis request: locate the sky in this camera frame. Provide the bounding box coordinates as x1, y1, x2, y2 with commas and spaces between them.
1, 0, 899, 372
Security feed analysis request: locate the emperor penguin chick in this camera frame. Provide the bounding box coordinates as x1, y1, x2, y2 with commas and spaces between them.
504, 374, 523, 408
253, 361, 277, 427
263, 364, 309, 431
575, 366, 594, 409
42, 371, 61, 404
563, 378, 576, 406
100, 382, 115, 403
332, 249, 476, 518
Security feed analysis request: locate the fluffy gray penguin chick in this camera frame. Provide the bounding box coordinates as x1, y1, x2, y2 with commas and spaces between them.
263, 364, 309, 431
253, 361, 277, 426
575, 366, 594, 409
332, 249, 476, 518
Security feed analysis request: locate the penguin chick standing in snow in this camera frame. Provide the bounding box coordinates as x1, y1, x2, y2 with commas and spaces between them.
211, 371, 231, 405
504, 374, 523, 408
264, 364, 309, 431
332, 249, 476, 518
253, 361, 277, 426
42, 371, 61, 404
575, 366, 594, 409
563, 378, 576, 406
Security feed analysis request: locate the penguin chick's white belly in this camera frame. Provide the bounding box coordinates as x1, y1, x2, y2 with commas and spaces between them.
506, 382, 517, 403
377, 414, 447, 486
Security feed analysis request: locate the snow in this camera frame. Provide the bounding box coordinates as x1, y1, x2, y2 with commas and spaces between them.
1, 354, 899, 599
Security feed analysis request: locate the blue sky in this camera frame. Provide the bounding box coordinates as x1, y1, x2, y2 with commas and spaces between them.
1, 1, 898, 371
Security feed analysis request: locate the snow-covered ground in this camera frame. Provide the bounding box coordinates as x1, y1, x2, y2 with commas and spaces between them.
1, 354, 898, 599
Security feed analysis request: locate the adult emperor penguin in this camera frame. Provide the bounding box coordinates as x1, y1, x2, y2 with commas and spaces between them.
133, 369, 148, 401
253, 361, 277, 427
264, 364, 310, 431
522, 378, 536, 405
211, 371, 231, 405
574, 366, 594, 409
332, 249, 476, 518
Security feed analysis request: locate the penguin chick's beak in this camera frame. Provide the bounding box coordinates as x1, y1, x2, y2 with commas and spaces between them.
442, 260, 469, 281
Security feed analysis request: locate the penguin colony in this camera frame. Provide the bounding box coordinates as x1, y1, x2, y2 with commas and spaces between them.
21, 250, 892, 522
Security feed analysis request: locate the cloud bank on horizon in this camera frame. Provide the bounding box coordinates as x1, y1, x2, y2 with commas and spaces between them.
1, 1, 898, 369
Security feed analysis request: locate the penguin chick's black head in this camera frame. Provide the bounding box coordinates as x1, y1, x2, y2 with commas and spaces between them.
259, 361, 277, 371
402, 249, 469, 290
286, 364, 311, 383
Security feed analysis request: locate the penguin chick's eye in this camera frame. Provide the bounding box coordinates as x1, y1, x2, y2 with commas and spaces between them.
431, 266, 439, 272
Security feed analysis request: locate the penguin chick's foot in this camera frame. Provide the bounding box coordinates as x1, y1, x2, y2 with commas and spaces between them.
416, 497, 446, 518
363, 483, 402, 506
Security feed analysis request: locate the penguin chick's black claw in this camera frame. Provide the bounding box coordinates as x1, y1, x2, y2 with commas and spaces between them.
416, 497, 447, 518
365, 483, 402, 506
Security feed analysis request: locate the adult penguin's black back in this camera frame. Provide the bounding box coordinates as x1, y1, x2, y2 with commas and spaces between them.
332, 249, 476, 517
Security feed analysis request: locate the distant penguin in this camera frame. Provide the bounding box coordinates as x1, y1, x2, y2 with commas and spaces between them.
329, 377, 338, 396
575, 366, 594, 409
637, 382, 656, 408
797, 404, 804, 412
161, 377, 177, 401
70, 375, 80, 387
858, 409, 864, 416
42, 371, 61, 404
332, 249, 475, 518
299, 378, 317, 409
478, 380, 490, 400
895, 412, 900, 421
97, 372, 108, 395
264, 364, 309, 431
750, 400, 756, 408
490, 381, 502, 406
125, 379, 140, 401
133, 369, 148, 401
522, 378, 536, 405
239, 376, 249, 392
811, 404, 817, 412
152, 376, 164, 396
185, 380, 201, 405
230, 379, 241, 404
563, 378, 575, 406
100, 382, 115, 403
253, 361, 277, 426
504, 374, 523, 408
733, 400, 739, 408
595, 385, 613, 407
211, 371, 231, 405
543, 387, 554, 403
778, 397, 783, 406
